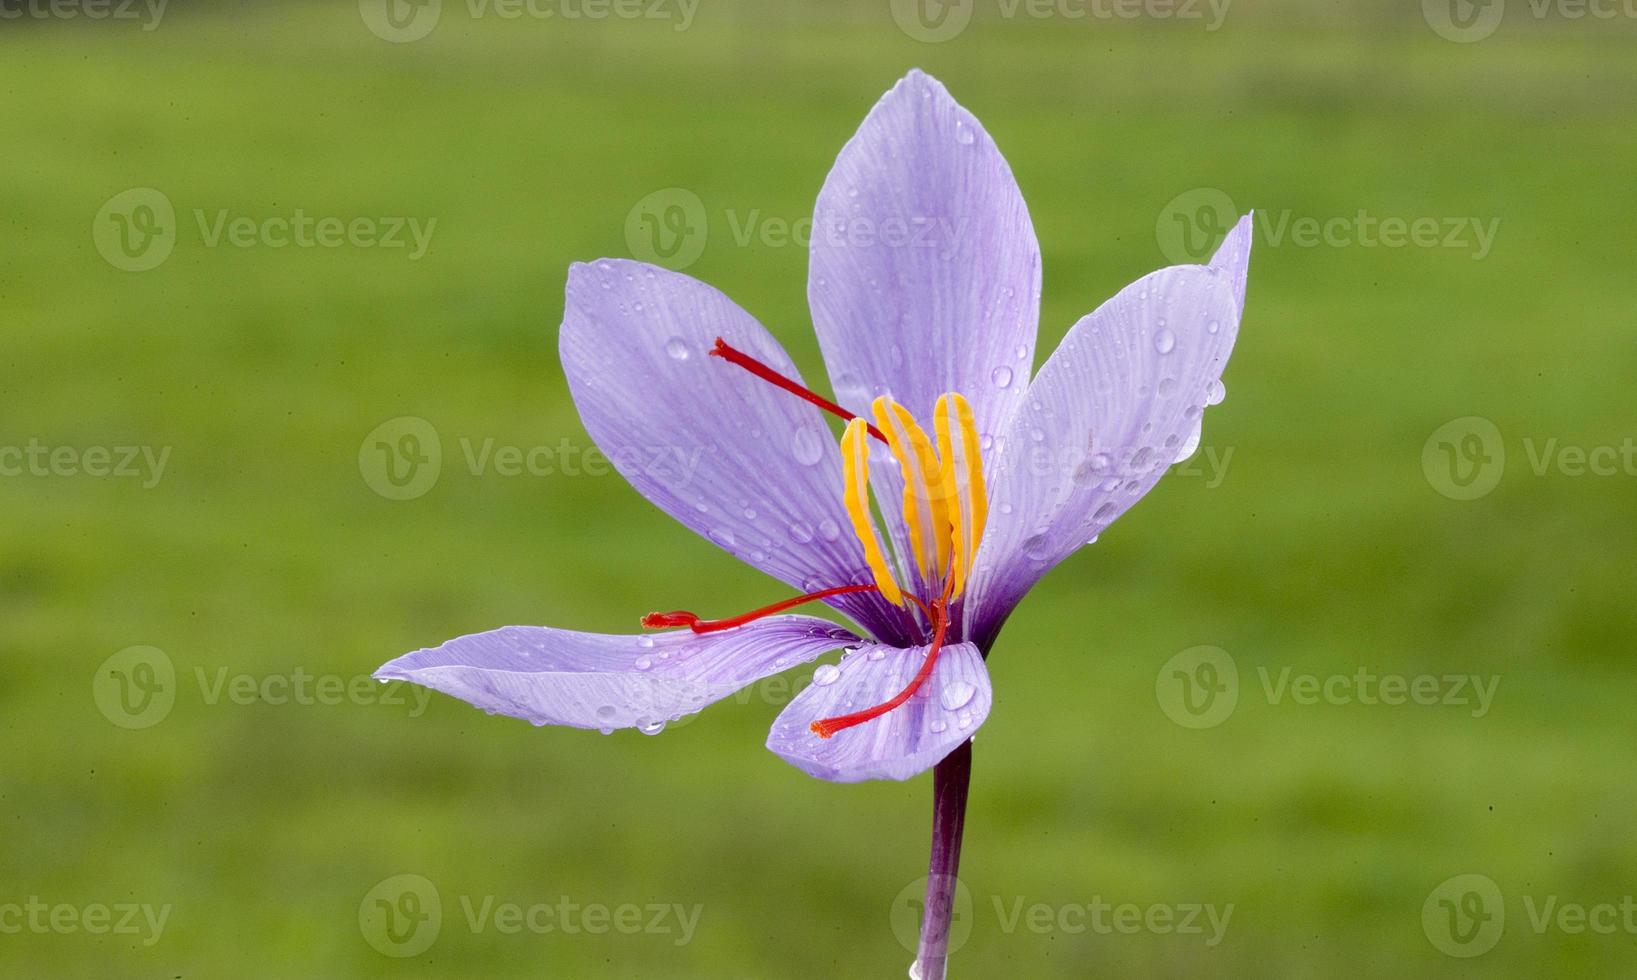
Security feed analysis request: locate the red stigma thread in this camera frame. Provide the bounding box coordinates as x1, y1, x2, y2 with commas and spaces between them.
709, 338, 887, 443
810, 597, 950, 739
642, 584, 879, 635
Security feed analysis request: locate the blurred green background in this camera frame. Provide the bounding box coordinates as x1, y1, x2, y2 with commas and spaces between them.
4, 0, 1635, 976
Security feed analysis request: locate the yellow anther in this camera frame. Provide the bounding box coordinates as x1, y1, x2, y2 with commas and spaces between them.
840, 418, 903, 606
871, 396, 952, 580
934, 393, 987, 600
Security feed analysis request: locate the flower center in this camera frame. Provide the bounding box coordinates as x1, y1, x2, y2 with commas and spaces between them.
642, 337, 989, 739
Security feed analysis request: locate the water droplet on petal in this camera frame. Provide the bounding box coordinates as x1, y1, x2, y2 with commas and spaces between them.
929, 720, 947, 735
638, 720, 666, 736
637, 636, 654, 648
813, 664, 841, 686
788, 522, 814, 544
708, 528, 736, 549
1206, 319, 1221, 335
940, 681, 976, 711
596, 705, 618, 720
818, 519, 841, 542
953, 119, 975, 145
635, 656, 653, 671
990, 366, 1013, 389
1205, 379, 1226, 406
791, 425, 826, 466
665, 337, 691, 361
1022, 534, 1053, 562
1153, 329, 1177, 355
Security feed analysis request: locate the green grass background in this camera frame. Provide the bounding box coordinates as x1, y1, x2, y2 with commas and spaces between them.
3, 1, 1635, 976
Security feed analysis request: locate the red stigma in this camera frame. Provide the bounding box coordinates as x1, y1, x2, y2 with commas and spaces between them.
710, 338, 886, 443
642, 584, 879, 635
809, 597, 949, 739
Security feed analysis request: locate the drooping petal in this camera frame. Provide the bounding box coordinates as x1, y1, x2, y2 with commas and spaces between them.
965, 216, 1253, 646
374, 616, 861, 731
766, 640, 990, 782
808, 68, 1041, 458
560, 259, 912, 645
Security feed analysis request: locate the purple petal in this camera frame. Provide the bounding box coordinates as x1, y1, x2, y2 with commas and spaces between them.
965, 216, 1253, 645
808, 69, 1041, 446
560, 259, 911, 644
765, 640, 990, 782
374, 616, 861, 731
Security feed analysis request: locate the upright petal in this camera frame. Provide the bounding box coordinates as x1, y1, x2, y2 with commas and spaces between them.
965, 217, 1252, 645
375, 615, 861, 731
766, 640, 991, 782
561, 259, 910, 644
808, 69, 1041, 447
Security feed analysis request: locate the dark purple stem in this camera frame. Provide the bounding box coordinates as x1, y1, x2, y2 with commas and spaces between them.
915, 738, 972, 980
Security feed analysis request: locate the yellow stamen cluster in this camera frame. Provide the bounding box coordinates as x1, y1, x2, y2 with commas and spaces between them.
838, 392, 987, 606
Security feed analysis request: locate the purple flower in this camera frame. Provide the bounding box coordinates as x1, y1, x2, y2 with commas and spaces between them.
376, 68, 1250, 783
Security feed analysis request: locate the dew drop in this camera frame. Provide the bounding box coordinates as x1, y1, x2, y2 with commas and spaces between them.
791, 424, 826, 466
708, 528, 736, 549
940, 681, 976, 711
665, 337, 691, 361
1205, 379, 1226, 406
1022, 534, 1053, 562
638, 720, 666, 736
637, 636, 654, 648
596, 705, 617, 720
1093, 501, 1117, 522
818, 519, 842, 542
1206, 319, 1221, 335
954, 119, 976, 145
635, 656, 653, 671
1153, 328, 1177, 355
929, 720, 947, 735
789, 522, 814, 544
813, 664, 842, 686
990, 366, 1014, 389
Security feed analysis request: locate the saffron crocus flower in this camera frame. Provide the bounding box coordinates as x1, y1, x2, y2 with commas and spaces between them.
376, 68, 1250, 978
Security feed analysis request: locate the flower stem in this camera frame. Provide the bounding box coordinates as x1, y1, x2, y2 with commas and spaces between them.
915, 738, 972, 980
